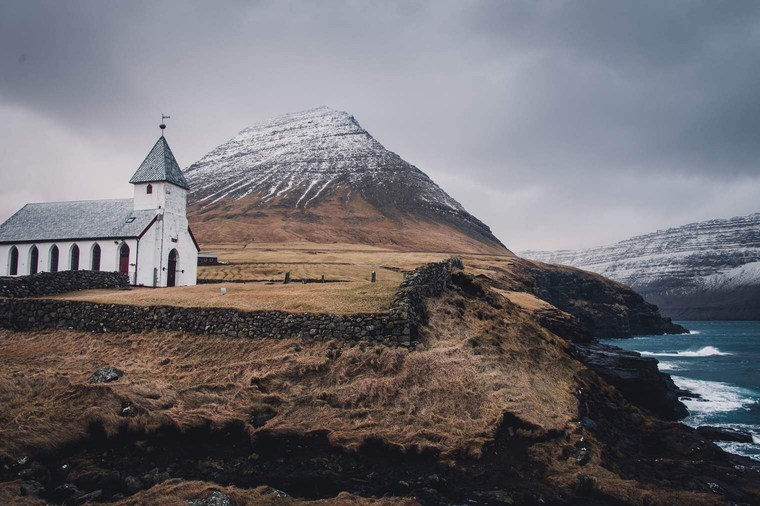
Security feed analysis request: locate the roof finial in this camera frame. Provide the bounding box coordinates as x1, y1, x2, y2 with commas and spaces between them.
160, 114, 170, 136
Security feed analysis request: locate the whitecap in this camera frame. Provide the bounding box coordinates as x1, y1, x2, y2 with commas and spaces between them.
689, 330, 701, 335
672, 376, 758, 415
656, 361, 680, 372
640, 346, 730, 358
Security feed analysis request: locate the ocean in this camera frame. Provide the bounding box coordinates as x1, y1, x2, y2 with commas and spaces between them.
600, 321, 760, 461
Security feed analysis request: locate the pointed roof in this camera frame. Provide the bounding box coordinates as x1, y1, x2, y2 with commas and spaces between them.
129, 136, 190, 190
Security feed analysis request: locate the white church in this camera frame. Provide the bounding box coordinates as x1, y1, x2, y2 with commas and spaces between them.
0, 131, 199, 287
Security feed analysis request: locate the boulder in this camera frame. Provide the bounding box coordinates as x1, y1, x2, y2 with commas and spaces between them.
188, 490, 233, 506
89, 367, 124, 383
696, 426, 753, 443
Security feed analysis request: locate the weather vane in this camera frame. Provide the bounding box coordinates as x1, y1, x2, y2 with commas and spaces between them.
160, 114, 171, 136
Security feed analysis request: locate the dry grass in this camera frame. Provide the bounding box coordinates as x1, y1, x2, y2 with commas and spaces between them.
0, 284, 582, 461
0, 480, 418, 505
43, 279, 400, 314
187, 191, 511, 255
46, 244, 457, 313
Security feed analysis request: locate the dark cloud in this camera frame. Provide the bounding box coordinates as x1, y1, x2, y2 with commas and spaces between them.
1, 0, 759, 250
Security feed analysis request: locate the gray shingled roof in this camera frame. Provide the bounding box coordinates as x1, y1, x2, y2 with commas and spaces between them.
0, 199, 158, 244
129, 137, 190, 190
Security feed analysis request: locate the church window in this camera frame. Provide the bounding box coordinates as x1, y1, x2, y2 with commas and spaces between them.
146, 184, 153, 194
49, 245, 59, 272
29, 245, 39, 275
91, 243, 101, 271
70, 244, 80, 271
9, 246, 18, 275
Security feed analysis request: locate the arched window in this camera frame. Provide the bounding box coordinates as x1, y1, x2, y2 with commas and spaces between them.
91, 243, 101, 271
49, 245, 59, 272
8, 246, 18, 275
119, 243, 130, 274
29, 245, 39, 275
146, 184, 153, 194
70, 244, 80, 271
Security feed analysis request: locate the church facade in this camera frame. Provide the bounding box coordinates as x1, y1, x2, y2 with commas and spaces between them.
0, 135, 199, 287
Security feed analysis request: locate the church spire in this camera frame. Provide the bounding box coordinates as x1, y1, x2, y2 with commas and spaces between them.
129, 134, 189, 190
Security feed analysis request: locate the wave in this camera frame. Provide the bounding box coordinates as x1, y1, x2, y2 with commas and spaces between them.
656, 361, 680, 372
672, 376, 758, 415
640, 346, 730, 358
689, 330, 701, 335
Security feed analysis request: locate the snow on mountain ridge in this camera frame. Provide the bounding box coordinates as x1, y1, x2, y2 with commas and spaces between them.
184, 106, 465, 213
521, 212, 760, 294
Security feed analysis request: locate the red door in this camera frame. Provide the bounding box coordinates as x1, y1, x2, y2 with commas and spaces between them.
119, 244, 130, 274
167, 249, 178, 287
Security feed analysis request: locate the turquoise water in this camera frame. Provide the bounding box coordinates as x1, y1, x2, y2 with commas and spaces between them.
600, 321, 760, 461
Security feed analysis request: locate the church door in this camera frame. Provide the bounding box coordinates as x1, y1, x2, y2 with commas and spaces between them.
119, 244, 130, 274
167, 249, 178, 287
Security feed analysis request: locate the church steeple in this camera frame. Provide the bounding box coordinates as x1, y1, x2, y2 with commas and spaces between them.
129, 136, 189, 190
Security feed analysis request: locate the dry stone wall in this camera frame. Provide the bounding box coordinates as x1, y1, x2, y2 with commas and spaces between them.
0, 258, 462, 345
0, 271, 129, 298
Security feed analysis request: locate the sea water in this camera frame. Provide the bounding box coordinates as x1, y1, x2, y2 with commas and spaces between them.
600, 321, 760, 461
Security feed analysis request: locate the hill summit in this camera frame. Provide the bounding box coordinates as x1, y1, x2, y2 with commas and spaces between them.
184, 107, 510, 254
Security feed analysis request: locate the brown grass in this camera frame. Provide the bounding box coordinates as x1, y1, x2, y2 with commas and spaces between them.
46, 245, 458, 313
0, 283, 582, 461
0, 261, 746, 505
43, 279, 399, 314
188, 191, 512, 256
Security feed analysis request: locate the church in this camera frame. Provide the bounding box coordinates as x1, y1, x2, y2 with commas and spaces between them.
0, 130, 199, 287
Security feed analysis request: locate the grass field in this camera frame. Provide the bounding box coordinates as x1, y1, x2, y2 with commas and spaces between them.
47, 243, 474, 313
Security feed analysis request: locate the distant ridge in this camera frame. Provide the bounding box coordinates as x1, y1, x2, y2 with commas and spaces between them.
521, 213, 760, 320
183, 107, 510, 254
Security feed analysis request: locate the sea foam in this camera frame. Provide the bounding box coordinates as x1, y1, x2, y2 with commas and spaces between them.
673, 376, 757, 415
641, 346, 730, 358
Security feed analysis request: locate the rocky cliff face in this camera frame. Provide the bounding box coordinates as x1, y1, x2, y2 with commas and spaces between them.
522, 213, 760, 320
183, 107, 509, 254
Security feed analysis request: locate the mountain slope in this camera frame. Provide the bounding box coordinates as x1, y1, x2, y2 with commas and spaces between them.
183, 107, 509, 254
521, 213, 760, 320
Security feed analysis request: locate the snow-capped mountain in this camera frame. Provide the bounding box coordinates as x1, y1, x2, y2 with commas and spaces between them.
521, 213, 760, 320
183, 107, 509, 254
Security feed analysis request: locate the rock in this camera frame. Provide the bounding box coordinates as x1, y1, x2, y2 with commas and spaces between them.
90, 367, 124, 383
576, 475, 595, 496
250, 408, 277, 428
260, 486, 289, 497
51, 483, 83, 502
572, 343, 688, 420
696, 426, 753, 443
75, 489, 103, 504
188, 490, 233, 506
124, 475, 144, 493
19, 480, 45, 497
575, 447, 590, 465
120, 404, 138, 417
14, 456, 30, 468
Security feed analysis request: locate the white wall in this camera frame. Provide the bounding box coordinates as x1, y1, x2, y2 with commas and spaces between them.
0, 239, 137, 281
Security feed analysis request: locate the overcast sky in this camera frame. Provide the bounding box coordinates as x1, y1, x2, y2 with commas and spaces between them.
1, 0, 759, 251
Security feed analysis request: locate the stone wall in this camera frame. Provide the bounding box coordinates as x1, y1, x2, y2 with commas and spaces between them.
0, 258, 462, 345
0, 270, 129, 298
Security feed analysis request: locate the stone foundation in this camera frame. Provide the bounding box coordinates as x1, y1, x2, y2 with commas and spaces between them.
0, 270, 129, 298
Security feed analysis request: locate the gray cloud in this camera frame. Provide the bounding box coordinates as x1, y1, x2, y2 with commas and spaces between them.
1, 0, 759, 250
